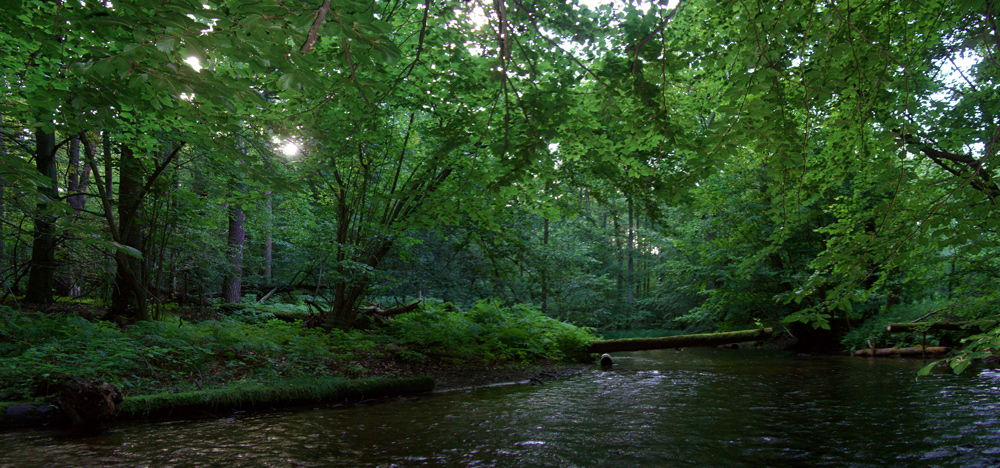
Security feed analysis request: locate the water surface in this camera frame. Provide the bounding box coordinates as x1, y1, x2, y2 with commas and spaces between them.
3, 349, 999, 467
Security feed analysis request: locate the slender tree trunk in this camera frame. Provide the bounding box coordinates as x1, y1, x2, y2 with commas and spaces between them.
102, 131, 115, 303
67, 135, 91, 212
262, 191, 272, 284
541, 219, 550, 309
25, 128, 59, 303
613, 213, 624, 315
108, 145, 148, 321
627, 197, 634, 324
103, 132, 113, 202
0, 111, 6, 288
64, 135, 90, 298
222, 203, 245, 303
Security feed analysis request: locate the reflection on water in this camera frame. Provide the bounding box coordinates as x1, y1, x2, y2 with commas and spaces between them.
3, 349, 1000, 467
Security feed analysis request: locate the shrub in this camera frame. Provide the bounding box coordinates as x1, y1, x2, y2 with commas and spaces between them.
387, 299, 596, 362
0, 308, 375, 401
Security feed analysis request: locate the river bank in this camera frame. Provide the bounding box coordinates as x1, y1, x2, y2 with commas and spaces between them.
0, 351, 590, 431
1, 300, 599, 431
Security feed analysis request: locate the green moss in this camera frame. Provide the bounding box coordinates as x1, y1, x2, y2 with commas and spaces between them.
118, 376, 434, 420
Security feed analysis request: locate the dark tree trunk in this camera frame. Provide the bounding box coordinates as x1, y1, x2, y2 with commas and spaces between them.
67, 135, 91, 212
64, 135, 90, 298
613, 213, 624, 315
262, 191, 272, 284
108, 145, 148, 321
626, 196, 634, 323
541, 216, 549, 316
223, 203, 245, 303
25, 129, 59, 304
0, 111, 6, 286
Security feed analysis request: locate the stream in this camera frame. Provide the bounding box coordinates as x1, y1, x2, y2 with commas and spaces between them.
3, 348, 1000, 467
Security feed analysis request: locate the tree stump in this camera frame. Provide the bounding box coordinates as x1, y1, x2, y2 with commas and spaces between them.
600, 354, 614, 369
53, 377, 124, 427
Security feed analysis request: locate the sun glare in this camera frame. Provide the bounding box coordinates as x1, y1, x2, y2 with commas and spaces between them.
184, 56, 202, 72
280, 141, 299, 157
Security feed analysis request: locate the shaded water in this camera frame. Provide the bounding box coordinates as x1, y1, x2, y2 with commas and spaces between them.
3, 349, 1000, 467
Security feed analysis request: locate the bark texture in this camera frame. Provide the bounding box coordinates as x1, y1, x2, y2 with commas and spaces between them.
585, 328, 773, 354
222, 203, 245, 304
25, 129, 59, 303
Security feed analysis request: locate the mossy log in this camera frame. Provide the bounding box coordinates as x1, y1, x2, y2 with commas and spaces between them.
118, 376, 434, 421
886, 321, 995, 333
854, 346, 950, 357
1, 376, 435, 430
585, 328, 773, 354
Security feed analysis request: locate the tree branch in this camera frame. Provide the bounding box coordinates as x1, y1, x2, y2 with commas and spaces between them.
899, 132, 999, 198
300, 0, 332, 54
628, 0, 684, 74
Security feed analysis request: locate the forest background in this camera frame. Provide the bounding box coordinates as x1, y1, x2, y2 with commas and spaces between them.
1, 0, 999, 397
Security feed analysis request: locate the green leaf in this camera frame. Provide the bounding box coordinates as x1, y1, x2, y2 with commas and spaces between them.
123, 43, 142, 55
916, 360, 940, 377
155, 37, 178, 53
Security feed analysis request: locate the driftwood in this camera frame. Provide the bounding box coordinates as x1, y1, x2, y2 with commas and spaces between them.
302, 300, 422, 328
585, 328, 773, 354
854, 346, 950, 357
359, 301, 422, 318
886, 321, 994, 333
256, 286, 280, 304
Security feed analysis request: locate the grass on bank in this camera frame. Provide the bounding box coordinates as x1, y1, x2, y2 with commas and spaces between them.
0, 299, 596, 402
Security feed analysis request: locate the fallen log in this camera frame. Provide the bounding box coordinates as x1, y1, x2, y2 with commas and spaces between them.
585, 328, 773, 354
854, 346, 950, 357
886, 321, 995, 333
359, 301, 422, 318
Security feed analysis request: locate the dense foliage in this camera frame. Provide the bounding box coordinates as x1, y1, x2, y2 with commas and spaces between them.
1, 0, 999, 376
0, 302, 594, 400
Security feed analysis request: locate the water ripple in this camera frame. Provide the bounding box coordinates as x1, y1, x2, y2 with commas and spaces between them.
3, 350, 1000, 467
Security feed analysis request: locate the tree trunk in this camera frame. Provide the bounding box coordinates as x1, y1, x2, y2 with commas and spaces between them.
613, 213, 624, 315
25, 128, 59, 304
262, 191, 272, 284
222, 203, 245, 303
64, 135, 90, 298
0, 111, 6, 288
108, 145, 148, 321
626, 196, 634, 324
585, 328, 773, 353
541, 216, 549, 315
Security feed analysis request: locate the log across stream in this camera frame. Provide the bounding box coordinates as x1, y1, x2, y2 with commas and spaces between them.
585, 328, 773, 354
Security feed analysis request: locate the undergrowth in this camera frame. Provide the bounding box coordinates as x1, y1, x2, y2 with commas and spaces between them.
840, 297, 992, 351
0, 299, 595, 402
385, 299, 597, 362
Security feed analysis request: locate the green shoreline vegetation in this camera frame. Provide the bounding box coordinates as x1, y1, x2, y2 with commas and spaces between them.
3, 0, 1000, 436
0, 299, 596, 428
